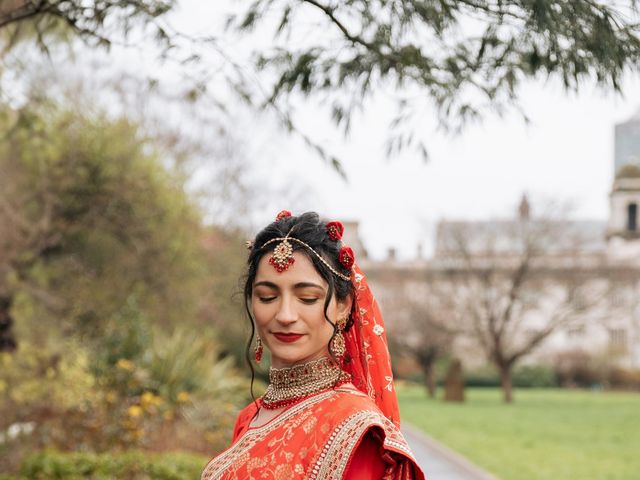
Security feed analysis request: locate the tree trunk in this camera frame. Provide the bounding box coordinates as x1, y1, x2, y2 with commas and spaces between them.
424, 364, 437, 398
0, 295, 17, 353
444, 358, 465, 402
499, 365, 513, 403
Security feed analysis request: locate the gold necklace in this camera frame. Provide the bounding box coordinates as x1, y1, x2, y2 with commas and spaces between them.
262, 357, 351, 409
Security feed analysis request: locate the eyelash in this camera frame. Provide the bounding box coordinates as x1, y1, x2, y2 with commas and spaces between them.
257, 296, 319, 305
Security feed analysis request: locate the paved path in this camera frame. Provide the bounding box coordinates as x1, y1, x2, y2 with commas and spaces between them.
402, 424, 498, 480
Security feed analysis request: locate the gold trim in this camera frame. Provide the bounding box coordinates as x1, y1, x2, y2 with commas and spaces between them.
309, 410, 418, 480
201, 390, 338, 480
201, 390, 417, 480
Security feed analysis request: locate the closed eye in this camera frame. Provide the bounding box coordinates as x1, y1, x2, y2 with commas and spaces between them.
300, 298, 319, 305
258, 296, 277, 303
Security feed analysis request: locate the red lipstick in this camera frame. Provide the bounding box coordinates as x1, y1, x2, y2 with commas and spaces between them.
273, 332, 305, 343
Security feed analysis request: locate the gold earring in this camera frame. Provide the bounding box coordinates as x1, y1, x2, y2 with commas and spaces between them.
255, 335, 263, 363
330, 315, 348, 358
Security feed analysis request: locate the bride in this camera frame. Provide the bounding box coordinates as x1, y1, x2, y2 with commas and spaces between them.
201, 211, 425, 480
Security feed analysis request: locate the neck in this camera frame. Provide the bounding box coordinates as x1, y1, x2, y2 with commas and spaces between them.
270, 352, 332, 370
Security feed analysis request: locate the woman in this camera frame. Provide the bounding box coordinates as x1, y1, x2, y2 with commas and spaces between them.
202, 211, 425, 480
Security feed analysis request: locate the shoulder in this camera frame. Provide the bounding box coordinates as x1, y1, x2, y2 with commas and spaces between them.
314, 387, 401, 443
236, 399, 260, 419
330, 388, 418, 459
231, 400, 259, 441
325, 386, 388, 422
310, 389, 424, 479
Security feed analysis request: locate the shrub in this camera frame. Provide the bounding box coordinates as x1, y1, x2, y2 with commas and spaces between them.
0, 323, 250, 474
608, 367, 640, 391
553, 350, 604, 388
513, 365, 557, 388
19, 450, 207, 479
464, 366, 500, 388
464, 365, 558, 388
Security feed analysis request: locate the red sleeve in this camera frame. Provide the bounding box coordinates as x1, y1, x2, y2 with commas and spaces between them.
231, 401, 259, 442
343, 431, 387, 480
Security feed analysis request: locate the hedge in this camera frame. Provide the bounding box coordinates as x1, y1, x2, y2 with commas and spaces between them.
12, 450, 208, 479
465, 365, 558, 388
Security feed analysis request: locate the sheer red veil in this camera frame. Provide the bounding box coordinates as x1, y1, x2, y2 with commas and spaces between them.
343, 263, 401, 428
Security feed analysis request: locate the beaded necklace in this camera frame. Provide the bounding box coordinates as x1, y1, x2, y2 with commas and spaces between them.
261, 357, 351, 410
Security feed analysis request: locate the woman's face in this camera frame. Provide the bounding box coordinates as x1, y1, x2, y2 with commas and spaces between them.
252, 251, 351, 368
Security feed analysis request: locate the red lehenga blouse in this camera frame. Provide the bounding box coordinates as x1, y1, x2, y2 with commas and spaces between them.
201, 387, 424, 479
202, 264, 426, 479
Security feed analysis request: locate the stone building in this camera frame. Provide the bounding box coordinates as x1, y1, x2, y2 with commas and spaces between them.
356, 114, 640, 371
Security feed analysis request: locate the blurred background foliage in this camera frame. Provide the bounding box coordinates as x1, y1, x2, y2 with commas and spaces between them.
0, 82, 256, 475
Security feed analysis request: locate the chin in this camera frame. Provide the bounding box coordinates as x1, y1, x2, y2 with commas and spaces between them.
271, 347, 324, 367
272, 352, 307, 366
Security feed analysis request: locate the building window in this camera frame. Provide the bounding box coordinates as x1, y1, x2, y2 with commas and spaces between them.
627, 203, 638, 232
609, 328, 628, 353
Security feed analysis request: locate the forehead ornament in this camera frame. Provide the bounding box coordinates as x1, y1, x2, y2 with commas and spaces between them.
269, 235, 295, 273
259, 229, 352, 281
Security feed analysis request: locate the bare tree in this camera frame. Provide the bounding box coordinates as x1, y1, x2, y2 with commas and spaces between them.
404, 299, 453, 398
430, 202, 605, 402
379, 275, 454, 398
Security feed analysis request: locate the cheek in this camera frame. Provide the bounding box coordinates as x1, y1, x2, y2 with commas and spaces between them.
251, 299, 271, 326
311, 307, 336, 338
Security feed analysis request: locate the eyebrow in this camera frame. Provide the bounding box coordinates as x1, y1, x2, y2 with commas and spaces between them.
254, 281, 326, 291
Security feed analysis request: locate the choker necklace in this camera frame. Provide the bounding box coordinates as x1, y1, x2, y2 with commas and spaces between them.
261, 357, 351, 410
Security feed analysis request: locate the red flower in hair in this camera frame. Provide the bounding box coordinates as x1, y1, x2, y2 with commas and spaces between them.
338, 246, 355, 269
275, 210, 292, 221
326, 221, 344, 241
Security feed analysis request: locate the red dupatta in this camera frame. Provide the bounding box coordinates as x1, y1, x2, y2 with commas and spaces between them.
343, 263, 401, 428
201, 387, 423, 480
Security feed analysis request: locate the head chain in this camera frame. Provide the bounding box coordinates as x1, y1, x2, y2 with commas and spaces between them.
259, 235, 352, 281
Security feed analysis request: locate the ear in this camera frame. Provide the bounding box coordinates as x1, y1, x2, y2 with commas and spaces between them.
336, 293, 353, 321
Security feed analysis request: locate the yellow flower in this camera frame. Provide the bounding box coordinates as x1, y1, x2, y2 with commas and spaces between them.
177, 391, 190, 403
105, 391, 117, 403
116, 359, 134, 371
127, 405, 143, 418
141, 391, 163, 408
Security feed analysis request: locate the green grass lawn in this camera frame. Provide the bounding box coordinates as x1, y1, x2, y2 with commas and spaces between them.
397, 384, 640, 480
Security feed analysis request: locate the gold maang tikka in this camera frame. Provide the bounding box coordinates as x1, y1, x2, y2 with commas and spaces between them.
260, 229, 351, 281
268, 233, 295, 272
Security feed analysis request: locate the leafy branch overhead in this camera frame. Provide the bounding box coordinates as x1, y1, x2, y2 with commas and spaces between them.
2, 1, 640, 163
232, 0, 640, 153
0, 0, 175, 52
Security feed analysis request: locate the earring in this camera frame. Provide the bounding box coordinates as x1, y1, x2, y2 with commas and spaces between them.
255, 335, 263, 363
330, 315, 348, 358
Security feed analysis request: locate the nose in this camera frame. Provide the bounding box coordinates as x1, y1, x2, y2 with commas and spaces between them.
274, 296, 298, 325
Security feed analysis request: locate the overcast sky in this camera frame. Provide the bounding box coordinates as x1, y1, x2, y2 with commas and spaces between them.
170, 1, 640, 260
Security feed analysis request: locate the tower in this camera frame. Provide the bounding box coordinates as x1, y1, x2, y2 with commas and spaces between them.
607, 113, 640, 259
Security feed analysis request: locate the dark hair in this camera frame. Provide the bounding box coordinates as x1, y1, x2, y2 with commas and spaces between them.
243, 212, 355, 396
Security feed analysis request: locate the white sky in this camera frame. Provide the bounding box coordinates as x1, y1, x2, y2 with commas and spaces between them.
168, 1, 640, 260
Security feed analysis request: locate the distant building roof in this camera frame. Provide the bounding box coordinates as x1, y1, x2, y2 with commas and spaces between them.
434, 219, 607, 256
